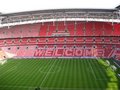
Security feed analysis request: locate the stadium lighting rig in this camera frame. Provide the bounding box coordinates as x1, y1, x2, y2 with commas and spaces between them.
0, 6, 120, 28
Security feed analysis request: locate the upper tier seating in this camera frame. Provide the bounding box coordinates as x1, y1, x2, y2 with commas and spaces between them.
113, 24, 120, 36
104, 23, 113, 36
0, 23, 40, 38
76, 22, 85, 36
0, 21, 119, 38
39, 23, 48, 37
48, 22, 56, 36
94, 22, 104, 36
85, 22, 94, 36
66, 22, 75, 36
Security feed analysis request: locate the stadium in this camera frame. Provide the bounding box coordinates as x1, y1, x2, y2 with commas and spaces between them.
0, 4, 120, 90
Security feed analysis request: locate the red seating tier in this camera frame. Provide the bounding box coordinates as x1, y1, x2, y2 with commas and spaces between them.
1, 45, 120, 58
0, 21, 120, 59
0, 22, 120, 38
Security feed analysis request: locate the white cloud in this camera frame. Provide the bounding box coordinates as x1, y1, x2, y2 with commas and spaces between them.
0, 0, 119, 13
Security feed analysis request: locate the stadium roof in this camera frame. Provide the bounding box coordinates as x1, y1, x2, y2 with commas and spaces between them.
0, 9, 116, 16
0, 8, 119, 27
0, 0, 119, 14
0, 0, 119, 27
116, 5, 120, 9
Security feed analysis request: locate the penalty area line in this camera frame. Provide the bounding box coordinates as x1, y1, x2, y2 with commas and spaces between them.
88, 60, 97, 80
40, 60, 57, 87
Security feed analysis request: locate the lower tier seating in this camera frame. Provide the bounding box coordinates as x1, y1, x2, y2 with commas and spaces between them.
1, 45, 120, 60
0, 36, 119, 46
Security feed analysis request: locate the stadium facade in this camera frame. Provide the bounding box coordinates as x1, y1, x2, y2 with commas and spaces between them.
0, 7, 120, 59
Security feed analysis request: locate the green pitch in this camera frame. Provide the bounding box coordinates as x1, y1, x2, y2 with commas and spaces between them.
0, 58, 119, 90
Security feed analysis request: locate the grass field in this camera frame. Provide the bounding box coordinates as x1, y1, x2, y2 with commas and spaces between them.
0, 58, 119, 90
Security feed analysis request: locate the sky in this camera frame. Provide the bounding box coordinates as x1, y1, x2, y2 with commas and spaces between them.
0, 0, 119, 14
